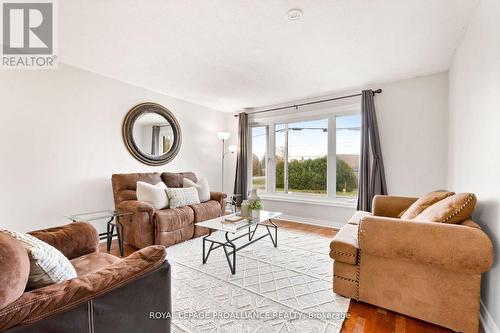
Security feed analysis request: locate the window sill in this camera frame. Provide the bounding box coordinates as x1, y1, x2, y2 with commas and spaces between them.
260, 193, 357, 208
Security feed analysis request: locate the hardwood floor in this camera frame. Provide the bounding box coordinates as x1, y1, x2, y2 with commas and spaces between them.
99, 219, 451, 333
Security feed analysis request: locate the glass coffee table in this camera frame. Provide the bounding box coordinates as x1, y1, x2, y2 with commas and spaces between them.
197, 210, 282, 274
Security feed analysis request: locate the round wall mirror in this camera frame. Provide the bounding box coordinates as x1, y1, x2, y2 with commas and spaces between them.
123, 102, 181, 166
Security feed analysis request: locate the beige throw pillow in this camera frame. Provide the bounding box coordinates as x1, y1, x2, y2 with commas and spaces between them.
400, 190, 455, 220
414, 193, 477, 224
136, 181, 169, 209
167, 187, 201, 208
183, 178, 210, 202
0, 230, 77, 289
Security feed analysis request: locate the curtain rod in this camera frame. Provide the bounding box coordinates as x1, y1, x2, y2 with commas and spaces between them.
234, 89, 382, 117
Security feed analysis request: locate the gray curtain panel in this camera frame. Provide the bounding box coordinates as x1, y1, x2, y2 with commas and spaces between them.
233, 112, 249, 206
151, 125, 160, 155
357, 90, 387, 211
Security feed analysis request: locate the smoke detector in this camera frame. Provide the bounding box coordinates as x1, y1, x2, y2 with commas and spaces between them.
286, 8, 303, 21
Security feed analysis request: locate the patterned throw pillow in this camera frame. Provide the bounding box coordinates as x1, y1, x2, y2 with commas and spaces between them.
167, 187, 201, 208
183, 177, 210, 202
0, 230, 77, 289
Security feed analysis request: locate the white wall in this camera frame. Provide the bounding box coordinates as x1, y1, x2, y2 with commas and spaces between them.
375, 73, 449, 196
448, 0, 500, 330
247, 72, 449, 225
0, 64, 234, 233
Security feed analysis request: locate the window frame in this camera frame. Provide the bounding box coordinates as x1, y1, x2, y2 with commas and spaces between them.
248, 103, 361, 204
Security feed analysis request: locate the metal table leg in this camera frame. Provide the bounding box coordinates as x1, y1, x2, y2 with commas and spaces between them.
201, 219, 278, 274
116, 221, 124, 257
224, 232, 236, 274
107, 217, 124, 257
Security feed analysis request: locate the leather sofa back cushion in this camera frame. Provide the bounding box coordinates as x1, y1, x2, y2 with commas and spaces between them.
111, 173, 162, 205
400, 190, 455, 220
414, 193, 477, 224
0, 233, 30, 310
161, 172, 197, 188
29, 222, 99, 260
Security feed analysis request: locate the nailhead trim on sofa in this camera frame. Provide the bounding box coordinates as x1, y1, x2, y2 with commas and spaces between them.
330, 250, 356, 257
355, 220, 362, 301
441, 193, 475, 223
334, 275, 356, 283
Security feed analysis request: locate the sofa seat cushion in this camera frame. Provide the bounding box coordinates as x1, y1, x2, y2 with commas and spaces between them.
330, 224, 359, 264
347, 211, 372, 225
190, 200, 222, 223
154, 206, 194, 232
70, 252, 121, 276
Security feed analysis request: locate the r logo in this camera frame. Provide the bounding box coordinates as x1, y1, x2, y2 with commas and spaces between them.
2, 2, 53, 55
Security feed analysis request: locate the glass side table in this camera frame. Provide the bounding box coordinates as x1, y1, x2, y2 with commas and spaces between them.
227, 194, 242, 213
65, 210, 133, 257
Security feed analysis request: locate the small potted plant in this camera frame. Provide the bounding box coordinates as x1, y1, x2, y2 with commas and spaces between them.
249, 200, 262, 218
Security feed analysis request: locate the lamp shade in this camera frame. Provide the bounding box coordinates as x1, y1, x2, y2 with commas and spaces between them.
228, 145, 237, 152
217, 131, 231, 140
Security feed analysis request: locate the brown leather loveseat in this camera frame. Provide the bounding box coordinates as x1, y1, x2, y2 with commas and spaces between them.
112, 172, 226, 249
0, 222, 171, 332
330, 192, 493, 333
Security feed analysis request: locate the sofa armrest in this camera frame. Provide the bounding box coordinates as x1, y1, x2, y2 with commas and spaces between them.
359, 216, 493, 274
0, 246, 168, 331
29, 222, 99, 260
371, 195, 418, 217
117, 200, 155, 215
210, 192, 227, 212
210, 191, 227, 202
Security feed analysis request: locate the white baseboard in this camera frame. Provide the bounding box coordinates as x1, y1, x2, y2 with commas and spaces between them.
277, 214, 345, 230
480, 299, 499, 333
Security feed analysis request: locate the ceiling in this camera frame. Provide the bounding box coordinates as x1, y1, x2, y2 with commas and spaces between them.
59, 0, 479, 112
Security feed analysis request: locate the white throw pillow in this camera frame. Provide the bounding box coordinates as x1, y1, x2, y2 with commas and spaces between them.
0, 230, 77, 289
136, 181, 169, 209
183, 178, 211, 202
167, 187, 201, 208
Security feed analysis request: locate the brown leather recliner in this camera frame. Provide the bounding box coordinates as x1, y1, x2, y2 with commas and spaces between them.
0, 222, 171, 332
330, 194, 493, 333
111, 172, 227, 249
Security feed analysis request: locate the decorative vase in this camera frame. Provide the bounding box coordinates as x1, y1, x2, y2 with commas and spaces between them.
248, 189, 262, 219
240, 200, 250, 218
248, 189, 261, 203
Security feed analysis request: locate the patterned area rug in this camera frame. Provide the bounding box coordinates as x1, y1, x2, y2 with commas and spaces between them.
167, 226, 349, 333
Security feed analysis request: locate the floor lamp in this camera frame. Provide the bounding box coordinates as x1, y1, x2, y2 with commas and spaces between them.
217, 132, 236, 193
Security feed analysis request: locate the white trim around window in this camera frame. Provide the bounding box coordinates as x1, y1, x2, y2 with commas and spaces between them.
248, 103, 361, 206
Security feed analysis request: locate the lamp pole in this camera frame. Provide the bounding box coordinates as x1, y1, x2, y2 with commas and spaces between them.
221, 138, 226, 192
218, 132, 235, 194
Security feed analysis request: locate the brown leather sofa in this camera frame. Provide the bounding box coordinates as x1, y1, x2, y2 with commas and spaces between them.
330, 194, 493, 333
0, 222, 171, 332
111, 172, 226, 249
